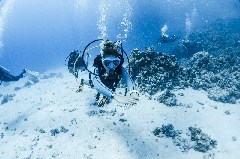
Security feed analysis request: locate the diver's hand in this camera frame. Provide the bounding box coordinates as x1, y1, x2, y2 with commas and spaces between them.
130, 91, 140, 101
113, 94, 139, 104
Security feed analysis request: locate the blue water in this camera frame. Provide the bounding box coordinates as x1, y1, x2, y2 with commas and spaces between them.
0, 0, 239, 74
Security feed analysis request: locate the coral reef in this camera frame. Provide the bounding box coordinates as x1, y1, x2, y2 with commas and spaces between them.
188, 19, 240, 56
172, 19, 240, 59
187, 51, 240, 103
129, 19, 240, 103
188, 127, 217, 153
129, 47, 181, 95
153, 124, 217, 153
153, 124, 181, 139
50, 126, 68, 136
157, 90, 178, 106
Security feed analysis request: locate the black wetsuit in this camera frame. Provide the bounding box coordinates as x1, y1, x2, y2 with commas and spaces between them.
158, 35, 177, 44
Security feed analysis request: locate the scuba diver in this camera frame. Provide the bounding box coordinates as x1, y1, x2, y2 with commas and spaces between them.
157, 24, 177, 44
0, 66, 26, 85
91, 40, 139, 106
66, 50, 89, 92
66, 50, 87, 78
80, 40, 139, 107
157, 34, 177, 44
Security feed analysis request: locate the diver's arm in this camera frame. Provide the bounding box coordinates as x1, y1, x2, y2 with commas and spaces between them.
91, 74, 114, 98
91, 75, 138, 104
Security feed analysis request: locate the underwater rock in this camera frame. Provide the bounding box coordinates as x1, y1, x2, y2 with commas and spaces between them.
119, 118, 127, 122
232, 136, 237, 141
1, 94, 16, 105
50, 126, 68, 136
153, 124, 190, 152
133, 19, 240, 103
187, 51, 240, 103
153, 124, 217, 153
224, 110, 231, 115
24, 81, 34, 87
42, 73, 64, 79
50, 128, 60, 136
60, 126, 68, 133
0, 133, 4, 139
129, 47, 181, 95
188, 127, 217, 153
153, 124, 181, 139
129, 21, 240, 104
157, 90, 178, 106
87, 109, 117, 117
39, 128, 46, 134
14, 87, 21, 91
129, 45, 240, 103
208, 87, 238, 104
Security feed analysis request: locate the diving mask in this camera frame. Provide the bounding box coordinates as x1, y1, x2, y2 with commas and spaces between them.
102, 55, 121, 70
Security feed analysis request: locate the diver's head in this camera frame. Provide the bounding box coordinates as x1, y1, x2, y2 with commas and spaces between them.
101, 55, 120, 79
101, 40, 120, 57
102, 55, 121, 71
98, 40, 123, 79
101, 40, 121, 71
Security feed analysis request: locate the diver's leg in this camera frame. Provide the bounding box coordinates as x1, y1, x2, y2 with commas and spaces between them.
18, 70, 26, 79
4, 69, 26, 82
76, 78, 85, 93
4, 74, 19, 81
14, 69, 26, 81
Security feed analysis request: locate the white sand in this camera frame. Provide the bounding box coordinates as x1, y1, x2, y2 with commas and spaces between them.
0, 67, 239, 159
